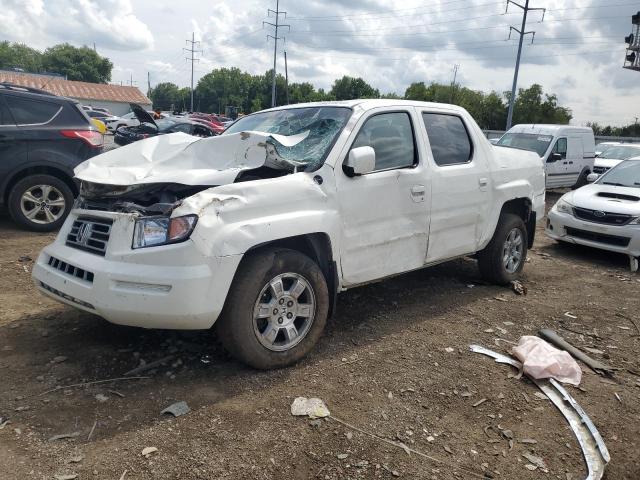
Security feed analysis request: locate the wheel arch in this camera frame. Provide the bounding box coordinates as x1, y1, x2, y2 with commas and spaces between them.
242, 233, 339, 318
500, 197, 536, 248
3, 164, 78, 205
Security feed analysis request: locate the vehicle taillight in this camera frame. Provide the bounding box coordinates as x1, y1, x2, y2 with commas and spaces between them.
60, 130, 104, 148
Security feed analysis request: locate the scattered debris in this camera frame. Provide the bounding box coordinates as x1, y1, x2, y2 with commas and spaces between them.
564, 312, 578, 319
54, 475, 78, 480
444, 347, 455, 353
538, 329, 616, 376
510, 280, 527, 295
141, 447, 158, 457
614, 393, 622, 403
472, 398, 487, 407
39, 376, 150, 396
108, 390, 125, 398
18, 255, 33, 262
67, 455, 84, 464
337, 453, 349, 460
48, 432, 80, 442
161, 401, 191, 417
52, 356, 68, 364
95, 394, 108, 403
87, 419, 98, 441
123, 355, 175, 376
522, 452, 548, 471
519, 438, 538, 444
290, 397, 330, 419
512, 335, 582, 385
470, 344, 610, 480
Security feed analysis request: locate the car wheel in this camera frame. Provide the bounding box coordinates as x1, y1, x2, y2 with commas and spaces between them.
7, 174, 73, 232
571, 169, 589, 190
477, 213, 528, 285
217, 248, 329, 369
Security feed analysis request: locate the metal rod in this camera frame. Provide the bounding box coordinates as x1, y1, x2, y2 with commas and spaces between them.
506, 0, 529, 130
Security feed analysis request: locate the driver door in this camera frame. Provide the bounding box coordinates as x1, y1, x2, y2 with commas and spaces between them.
546, 137, 567, 188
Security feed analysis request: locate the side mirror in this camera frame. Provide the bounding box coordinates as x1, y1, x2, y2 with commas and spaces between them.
547, 152, 562, 163
587, 173, 599, 183
344, 146, 375, 177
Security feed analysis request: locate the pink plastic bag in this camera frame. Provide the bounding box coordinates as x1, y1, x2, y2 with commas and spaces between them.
512, 336, 582, 386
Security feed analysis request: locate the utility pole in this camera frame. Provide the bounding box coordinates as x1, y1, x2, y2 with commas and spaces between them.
184, 32, 201, 112
147, 71, 151, 97
449, 64, 459, 104
128, 73, 136, 87
264, 1, 290, 107
284, 50, 290, 105
505, 0, 545, 130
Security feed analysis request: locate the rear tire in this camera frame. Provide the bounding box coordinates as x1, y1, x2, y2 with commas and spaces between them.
8, 174, 73, 232
478, 213, 528, 285
217, 248, 329, 369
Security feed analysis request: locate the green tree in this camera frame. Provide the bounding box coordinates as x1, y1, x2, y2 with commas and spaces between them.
149, 82, 181, 110
41, 43, 112, 83
0, 41, 42, 72
330, 76, 379, 100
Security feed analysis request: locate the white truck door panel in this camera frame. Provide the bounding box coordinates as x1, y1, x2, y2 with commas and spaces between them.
546, 137, 567, 187
336, 110, 430, 285
566, 136, 583, 182
421, 112, 489, 262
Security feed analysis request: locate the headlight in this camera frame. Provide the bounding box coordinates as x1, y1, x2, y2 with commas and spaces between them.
555, 199, 573, 215
132, 215, 197, 249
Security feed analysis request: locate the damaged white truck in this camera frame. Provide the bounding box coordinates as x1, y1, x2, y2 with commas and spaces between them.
33, 100, 545, 369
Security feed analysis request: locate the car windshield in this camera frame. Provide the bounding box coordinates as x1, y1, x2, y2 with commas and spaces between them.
496, 133, 553, 156
156, 119, 177, 130
598, 160, 640, 188
224, 106, 352, 170
597, 145, 640, 160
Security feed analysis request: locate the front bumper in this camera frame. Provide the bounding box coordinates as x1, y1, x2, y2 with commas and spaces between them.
32, 210, 242, 330
546, 208, 640, 257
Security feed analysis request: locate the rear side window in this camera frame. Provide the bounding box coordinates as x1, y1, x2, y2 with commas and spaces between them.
352, 112, 416, 171
422, 113, 473, 166
5, 96, 61, 125
0, 100, 15, 125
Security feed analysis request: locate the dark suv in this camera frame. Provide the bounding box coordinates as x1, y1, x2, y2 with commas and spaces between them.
0, 83, 103, 231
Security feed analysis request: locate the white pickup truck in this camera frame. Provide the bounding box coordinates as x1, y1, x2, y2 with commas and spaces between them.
33, 100, 545, 369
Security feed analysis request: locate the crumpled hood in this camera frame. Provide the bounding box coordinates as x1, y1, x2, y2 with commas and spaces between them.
74, 130, 309, 186
564, 184, 640, 214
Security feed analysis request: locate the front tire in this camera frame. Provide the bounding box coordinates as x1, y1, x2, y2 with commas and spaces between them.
217, 248, 329, 369
478, 213, 528, 285
8, 174, 73, 232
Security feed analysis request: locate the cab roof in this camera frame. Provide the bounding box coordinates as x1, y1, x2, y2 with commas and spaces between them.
507, 124, 593, 136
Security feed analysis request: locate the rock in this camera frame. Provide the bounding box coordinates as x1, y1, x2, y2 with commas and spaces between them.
290, 397, 330, 419
52, 356, 68, 364
95, 394, 108, 403
337, 453, 349, 460
525, 464, 537, 471
54, 475, 78, 480
444, 347, 454, 353
141, 447, 158, 457
67, 455, 85, 464
161, 401, 190, 417
346, 432, 353, 440
427, 435, 435, 442
387, 391, 393, 399
522, 452, 548, 471
48, 432, 80, 442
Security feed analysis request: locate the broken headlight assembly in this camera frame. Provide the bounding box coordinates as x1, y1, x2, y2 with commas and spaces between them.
132, 215, 198, 249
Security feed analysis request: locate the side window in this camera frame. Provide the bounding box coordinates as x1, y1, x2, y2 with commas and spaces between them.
553, 138, 567, 158
4, 96, 61, 125
352, 112, 416, 171
422, 113, 473, 166
0, 99, 16, 126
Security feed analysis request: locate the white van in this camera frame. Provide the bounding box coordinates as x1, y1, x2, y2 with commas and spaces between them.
496, 125, 596, 188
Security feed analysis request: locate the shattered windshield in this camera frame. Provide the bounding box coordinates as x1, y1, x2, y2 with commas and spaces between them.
496, 133, 553, 157
224, 106, 352, 170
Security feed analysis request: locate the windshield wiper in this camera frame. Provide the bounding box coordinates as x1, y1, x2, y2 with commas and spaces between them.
602, 182, 626, 186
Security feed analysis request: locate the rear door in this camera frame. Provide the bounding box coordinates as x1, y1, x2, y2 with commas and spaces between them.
546, 137, 567, 188
0, 96, 25, 200
421, 111, 489, 262
335, 108, 430, 285
565, 136, 584, 184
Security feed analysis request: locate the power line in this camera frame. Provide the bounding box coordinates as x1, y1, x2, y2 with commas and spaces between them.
264, 0, 290, 107
184, 32, 202, 112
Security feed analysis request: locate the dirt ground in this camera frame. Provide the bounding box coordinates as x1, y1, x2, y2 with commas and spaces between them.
1, 191, 639, 480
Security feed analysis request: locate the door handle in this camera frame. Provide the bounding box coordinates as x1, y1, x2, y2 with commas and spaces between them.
410, 185, 425, 203
479, 178, 488, 186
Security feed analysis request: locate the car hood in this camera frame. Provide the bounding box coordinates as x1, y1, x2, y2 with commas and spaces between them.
564, 183, 640, 214
594, 157, 624, 169
74, 130, 309, 186
129, 103, 157, 127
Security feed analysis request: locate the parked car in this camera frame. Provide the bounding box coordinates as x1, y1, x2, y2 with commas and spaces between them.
114, 104, 216, 146
546, 158, 640, 271
83, 106, 112, 116
0, 83, 103, 231
592, 144, 640, 175
32, 100, 545, 369
103, 111, 150, 133
595, 141, 620, 157
189, 116, 225, 135
496, 124, 596, 188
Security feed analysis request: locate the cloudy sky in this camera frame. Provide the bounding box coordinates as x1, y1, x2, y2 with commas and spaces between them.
1, 0, 638, 125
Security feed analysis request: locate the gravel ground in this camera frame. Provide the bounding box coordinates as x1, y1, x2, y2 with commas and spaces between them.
0, 191, 639, 480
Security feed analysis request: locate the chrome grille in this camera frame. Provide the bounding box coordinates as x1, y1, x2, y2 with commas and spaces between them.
573, 207, 634, 226
47, 255, 94, 283
66, 217, 112, 256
